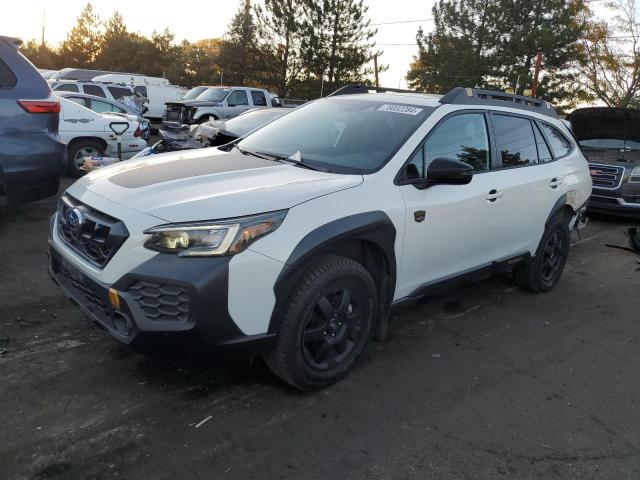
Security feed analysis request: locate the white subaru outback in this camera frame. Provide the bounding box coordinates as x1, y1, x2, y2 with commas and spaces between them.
49, 86, 592, 390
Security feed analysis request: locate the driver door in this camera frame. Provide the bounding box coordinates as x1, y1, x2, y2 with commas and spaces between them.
396, 111, 504, 298
224, 90, 251, 118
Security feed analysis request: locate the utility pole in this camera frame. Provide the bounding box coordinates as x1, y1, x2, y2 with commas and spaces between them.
41, 9, 46, 47
373, 54, 379, 88
531, 51, 543, 97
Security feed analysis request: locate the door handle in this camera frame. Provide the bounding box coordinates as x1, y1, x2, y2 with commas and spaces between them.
486, 189, 503, 202
549, 177, 563, 189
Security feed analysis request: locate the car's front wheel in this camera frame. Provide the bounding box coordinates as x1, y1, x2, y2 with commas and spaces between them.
516, 215, 571, 292
265, 254, 377, 390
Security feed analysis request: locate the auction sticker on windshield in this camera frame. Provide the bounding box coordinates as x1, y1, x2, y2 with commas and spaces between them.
377, 104, 423, 115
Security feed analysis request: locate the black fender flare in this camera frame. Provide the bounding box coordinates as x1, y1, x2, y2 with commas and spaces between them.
545, 193, 573, 227
268, 211, 397, 334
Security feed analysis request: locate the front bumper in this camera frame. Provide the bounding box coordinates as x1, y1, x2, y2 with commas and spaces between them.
588, 193, 640, 218
48, 245, 276, 357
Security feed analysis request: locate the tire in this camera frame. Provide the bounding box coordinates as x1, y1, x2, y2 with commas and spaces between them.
265, 254, 377, 390
67, 140, 105, 178
515, 215, 571, 293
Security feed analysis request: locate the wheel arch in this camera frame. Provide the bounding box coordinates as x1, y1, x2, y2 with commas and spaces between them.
268, 211, 397, 336
546, 193, 575, 227
67, 136, 108, 154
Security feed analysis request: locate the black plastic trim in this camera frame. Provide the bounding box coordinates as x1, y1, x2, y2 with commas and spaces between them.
393, 252, 532, 306
269, 211, 397, 334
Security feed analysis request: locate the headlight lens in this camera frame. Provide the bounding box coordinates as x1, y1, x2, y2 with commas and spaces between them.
144, 210, 287, 257
631, 166, 640, 176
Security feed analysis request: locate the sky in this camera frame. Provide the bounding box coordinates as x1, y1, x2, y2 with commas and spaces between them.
0, 0, 436, 88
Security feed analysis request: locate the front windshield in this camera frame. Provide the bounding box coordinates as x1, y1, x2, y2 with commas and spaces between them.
580, 138, 640, 150
224, 110, 286, 136
196, 87, 231, 102
182, 86, 207, 100
238, 98, 434, 174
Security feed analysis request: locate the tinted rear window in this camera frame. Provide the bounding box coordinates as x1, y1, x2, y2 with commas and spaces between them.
0, 58, 17, 88
82, 84, 106, 97
55, 83, 79, 93
108, 86, 132, 100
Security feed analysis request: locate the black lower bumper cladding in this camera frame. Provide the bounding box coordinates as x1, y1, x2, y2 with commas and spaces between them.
48, 247, 276, 356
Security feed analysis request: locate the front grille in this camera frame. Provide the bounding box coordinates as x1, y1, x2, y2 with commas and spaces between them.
57, 194, 129, 268
164, 105, 195, 123
589, 163, 624, 189
129, 281, 190, 322
60, 262, 108, 314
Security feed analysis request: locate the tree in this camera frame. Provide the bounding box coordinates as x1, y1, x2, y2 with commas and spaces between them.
407, 0, 588, 104
175, 39, 222, 87
301, 0, 378, 93
255, 0, 306, 97
407, 0, 503, 93
20, 40, 59, 70
572, 0, 640, 107
58, 2, 101, 67
218, 0, 263, 86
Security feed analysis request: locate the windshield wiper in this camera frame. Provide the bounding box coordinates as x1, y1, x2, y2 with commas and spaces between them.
254, 150, 327, 172
232, 144, 272, 160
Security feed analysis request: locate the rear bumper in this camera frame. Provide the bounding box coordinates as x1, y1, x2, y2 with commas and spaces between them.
588, 194, 640, 218
48, 244, 276, 357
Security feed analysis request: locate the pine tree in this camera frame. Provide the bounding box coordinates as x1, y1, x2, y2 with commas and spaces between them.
58, 2, 101, 67
218, 0, 262, 86
301, 0, 377, 93
256, 0, 306, 97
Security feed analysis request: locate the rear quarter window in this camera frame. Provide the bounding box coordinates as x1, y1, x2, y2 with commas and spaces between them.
108, 86, 133, 100
0, 58, 17, 88
82, 84, 106, 98
539, 122, 572, 158
55, 83, 79, 93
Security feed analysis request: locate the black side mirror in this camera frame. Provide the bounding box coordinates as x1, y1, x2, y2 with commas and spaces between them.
400, 157, 474, 189
426, 157, 474, 185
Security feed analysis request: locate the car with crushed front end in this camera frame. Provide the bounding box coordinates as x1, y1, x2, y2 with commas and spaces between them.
49, 85, 592, 390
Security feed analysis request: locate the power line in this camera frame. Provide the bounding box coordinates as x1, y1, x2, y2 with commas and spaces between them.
371, 18, 434, 26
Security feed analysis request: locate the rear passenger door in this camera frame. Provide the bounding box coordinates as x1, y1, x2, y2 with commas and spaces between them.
486, 112, 567, 256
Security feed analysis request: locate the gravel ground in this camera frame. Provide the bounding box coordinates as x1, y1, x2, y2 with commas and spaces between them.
0, 180, 639, 480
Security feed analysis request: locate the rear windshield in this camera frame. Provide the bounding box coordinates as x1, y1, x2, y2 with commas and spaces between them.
238, 98, 434, 174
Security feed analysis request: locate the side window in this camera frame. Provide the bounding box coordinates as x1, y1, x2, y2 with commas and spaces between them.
251, 90, 267, 106
539, 122, 572, 158
424, 113, 491, 171
134, 85, 147, 97
82, 84, 106, 98
227, 90, 249, 106
107, 86, 132, 100
404, 145, 425, 179
492, 114, 538, 168
67, 97, 87, 108
0, 59, 17, 88
54, 83, 79, 93
89, 99, 114, 113
534, 123, 553, 163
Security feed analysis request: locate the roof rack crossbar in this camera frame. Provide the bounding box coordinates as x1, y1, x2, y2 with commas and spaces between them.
328, 84, 421, 97
439, 87, 558, 119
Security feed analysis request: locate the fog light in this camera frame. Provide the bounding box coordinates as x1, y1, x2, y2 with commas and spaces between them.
108, 288, 121, 310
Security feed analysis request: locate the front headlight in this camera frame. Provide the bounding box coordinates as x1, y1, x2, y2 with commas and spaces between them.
631, 166, 640, 176
144, 210, 287, 257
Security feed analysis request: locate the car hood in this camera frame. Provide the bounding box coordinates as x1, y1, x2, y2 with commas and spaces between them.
165, 99, 222, 108
74, 148, 363, 222
582, 149, 640, 166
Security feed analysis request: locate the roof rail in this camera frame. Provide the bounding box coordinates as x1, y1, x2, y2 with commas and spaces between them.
440, 87, 558, 118
328, 84, 421, 97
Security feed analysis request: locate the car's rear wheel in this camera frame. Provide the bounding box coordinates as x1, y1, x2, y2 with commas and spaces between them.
516, 215, 570, 292
265, 254, 377, 390
67, 140, 105, 178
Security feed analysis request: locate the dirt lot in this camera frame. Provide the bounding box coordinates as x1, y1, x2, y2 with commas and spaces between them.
1, 180, 639, 480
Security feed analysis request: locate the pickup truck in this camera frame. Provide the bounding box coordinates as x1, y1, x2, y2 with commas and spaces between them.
163, 86, 282, 124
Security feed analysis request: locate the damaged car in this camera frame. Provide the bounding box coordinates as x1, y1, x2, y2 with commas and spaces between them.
163, 86, 281, 124
568, 107, 640, 218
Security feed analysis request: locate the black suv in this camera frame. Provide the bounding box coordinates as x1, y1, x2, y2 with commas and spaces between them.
0, 35, 65, 207
568, 107, 640, 218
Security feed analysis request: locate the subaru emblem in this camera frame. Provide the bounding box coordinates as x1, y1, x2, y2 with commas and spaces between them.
65, 207, 84, 233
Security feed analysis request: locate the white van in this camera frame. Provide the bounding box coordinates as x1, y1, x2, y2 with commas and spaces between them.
92, 74, 186, 119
